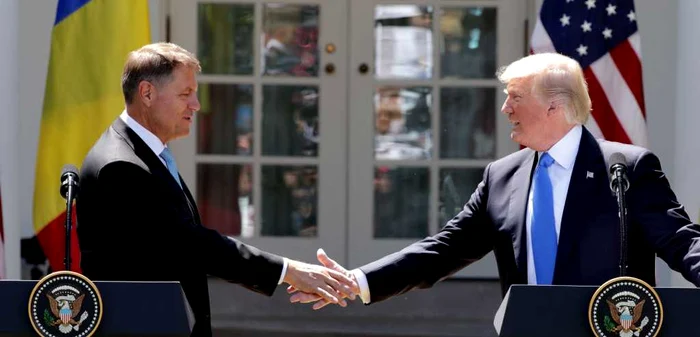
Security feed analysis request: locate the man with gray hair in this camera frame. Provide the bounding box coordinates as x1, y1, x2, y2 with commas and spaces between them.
290, 52, 700, 309
76, 42, 358, 336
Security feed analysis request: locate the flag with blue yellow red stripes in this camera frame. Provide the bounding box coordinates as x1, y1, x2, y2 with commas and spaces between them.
33, 0, 151, 273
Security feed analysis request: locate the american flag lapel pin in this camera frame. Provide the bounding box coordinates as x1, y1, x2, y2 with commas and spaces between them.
586, 171, 594, 179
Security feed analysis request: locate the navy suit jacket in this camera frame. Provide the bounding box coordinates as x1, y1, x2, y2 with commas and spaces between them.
76, 117, 285, 336
360, 126, 700, 303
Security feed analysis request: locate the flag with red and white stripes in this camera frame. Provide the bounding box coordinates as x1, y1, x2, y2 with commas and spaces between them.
532, 0, 646, 146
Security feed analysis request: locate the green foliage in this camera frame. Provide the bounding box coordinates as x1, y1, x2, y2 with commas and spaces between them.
43, 309, 54, 327
604, 315, 617, 332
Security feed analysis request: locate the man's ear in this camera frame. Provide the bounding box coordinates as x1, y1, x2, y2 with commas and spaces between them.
138, 81, 155, 107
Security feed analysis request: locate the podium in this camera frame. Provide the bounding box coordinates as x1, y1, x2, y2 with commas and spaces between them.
0, 277, 192, 336
494, 283, 700, 337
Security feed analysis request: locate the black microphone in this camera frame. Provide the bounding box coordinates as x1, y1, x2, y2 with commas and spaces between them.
59, 164, 79, 271
60, 164, 79, 201
608, 153, 629, 276
609, 152, 629, 193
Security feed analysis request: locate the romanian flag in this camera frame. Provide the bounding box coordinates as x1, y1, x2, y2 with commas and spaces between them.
33, 0, 151, 273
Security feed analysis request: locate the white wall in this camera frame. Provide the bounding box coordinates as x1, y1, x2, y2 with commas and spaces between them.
0, 0, 20, 279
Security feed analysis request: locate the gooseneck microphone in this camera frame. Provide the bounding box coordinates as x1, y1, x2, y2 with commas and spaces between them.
60, 164, 80, 271
608, 152, 629, 276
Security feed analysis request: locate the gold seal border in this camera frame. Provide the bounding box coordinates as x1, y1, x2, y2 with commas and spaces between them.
27, 270, 104, 337
588, 276, 664, 337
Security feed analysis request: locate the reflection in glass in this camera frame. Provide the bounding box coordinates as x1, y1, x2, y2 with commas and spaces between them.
374, 167, 429, 238
438, 168, 484, 230
262, 4, 319, 76
374, 5, 433, 79
262, 85, 319, 157
440, 7, 497, 78
261, 166, 318, 237
198, 4, 254, 75
375, 87, 432, 160
197, 164, 254, 237
440, 87, 496, 159
197, 84, 254, 155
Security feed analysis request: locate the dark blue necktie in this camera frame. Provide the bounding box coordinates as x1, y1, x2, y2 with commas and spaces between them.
160, 147, 182, 188
532, 152, 556, 284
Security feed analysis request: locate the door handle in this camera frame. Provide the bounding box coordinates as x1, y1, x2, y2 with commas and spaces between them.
358, 63, 369, 74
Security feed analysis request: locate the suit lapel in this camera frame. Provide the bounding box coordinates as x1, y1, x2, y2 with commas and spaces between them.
111, 118, 200, 221
507, 149, 537, 280
553, 127, 608, 283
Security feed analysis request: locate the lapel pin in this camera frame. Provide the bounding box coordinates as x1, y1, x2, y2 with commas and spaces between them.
586, 171, 594, 179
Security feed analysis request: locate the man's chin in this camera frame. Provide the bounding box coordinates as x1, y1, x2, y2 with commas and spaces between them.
511, 134, 529, 149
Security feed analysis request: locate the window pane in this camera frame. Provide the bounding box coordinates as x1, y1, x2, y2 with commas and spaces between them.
375, 86, 432, 160
262, 4, 320, 76
197, 164, 254, 237
375, 5, 433, 79
438, 168, 484, 230
440, 87, 496, 159
261, 166, 318, 237
440, 7, 497, 79
197, 83, 253, 155
374, 166, 429, 238
198, 4, 255, 75
262, 85, 319, 157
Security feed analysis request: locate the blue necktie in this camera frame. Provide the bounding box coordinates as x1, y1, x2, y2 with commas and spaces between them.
160, 147, 182, 188
532, 152, 556, 284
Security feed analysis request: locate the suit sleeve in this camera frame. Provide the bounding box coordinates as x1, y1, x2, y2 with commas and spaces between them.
359, 163, 497, 303
95, 161, 284, 296
629, 151, 700, 286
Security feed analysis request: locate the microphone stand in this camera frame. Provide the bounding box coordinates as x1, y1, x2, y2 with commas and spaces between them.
611, 172, 629, 276
62, 178, 77, 271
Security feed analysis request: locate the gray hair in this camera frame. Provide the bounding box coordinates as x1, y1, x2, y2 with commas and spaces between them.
121, 42, 201, 104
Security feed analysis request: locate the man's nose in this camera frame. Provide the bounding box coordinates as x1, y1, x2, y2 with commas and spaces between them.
501, 100, 511, 114
190, 95, 201, 112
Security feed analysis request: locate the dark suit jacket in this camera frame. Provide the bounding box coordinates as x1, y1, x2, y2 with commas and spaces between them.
76, 117, 285, 336
361, 126, 700, 303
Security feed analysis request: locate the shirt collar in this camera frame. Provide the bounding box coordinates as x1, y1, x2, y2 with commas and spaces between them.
540, 125, 582, 170
120, 110, 167, 156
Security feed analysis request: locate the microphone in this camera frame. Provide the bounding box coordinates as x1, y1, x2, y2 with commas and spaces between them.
59, 164, 79, 271
608, 153, 629, 276
60, 164, 80, 201
609, 152, 629, 193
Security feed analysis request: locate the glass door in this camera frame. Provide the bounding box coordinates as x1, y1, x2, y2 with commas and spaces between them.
347, 0, 525, 277
169, 0, 350, 263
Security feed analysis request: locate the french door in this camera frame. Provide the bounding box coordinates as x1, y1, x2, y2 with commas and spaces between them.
169, 0, 526, 278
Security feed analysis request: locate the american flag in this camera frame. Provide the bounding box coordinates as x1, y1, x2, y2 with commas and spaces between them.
531, 0, 646, 146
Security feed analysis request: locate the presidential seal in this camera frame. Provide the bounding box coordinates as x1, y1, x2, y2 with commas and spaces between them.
589, 276, 663, 337
28, 271, 103, 337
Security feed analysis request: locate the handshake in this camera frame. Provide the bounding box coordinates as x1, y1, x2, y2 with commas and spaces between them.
282, 248, 362, 310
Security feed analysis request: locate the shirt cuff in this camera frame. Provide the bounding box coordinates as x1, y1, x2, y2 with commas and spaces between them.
278, 257, 289, 285
351, 268, 371, 304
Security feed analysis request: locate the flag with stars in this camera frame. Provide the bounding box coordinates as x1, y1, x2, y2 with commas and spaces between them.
531, 0, 646, 146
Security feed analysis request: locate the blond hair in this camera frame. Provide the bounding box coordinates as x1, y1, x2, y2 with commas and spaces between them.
496, 53, 591, 125
121, 42, 201, 104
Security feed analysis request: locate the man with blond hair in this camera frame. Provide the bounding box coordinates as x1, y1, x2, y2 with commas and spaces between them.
290, 52, 700, 309
75, 42, 358, 336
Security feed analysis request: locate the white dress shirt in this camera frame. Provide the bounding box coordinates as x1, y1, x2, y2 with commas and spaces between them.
119, 110, 288, 284
352, 125, 583, 303
526, 125, 581, 284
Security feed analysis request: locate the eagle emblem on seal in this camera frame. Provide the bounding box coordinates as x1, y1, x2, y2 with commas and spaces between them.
45, 290, 90, 334
606, 298, 649, 336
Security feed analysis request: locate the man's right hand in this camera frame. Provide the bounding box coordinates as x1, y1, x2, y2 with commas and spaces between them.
282, 249, 358, 309
288, 248, 358, 310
